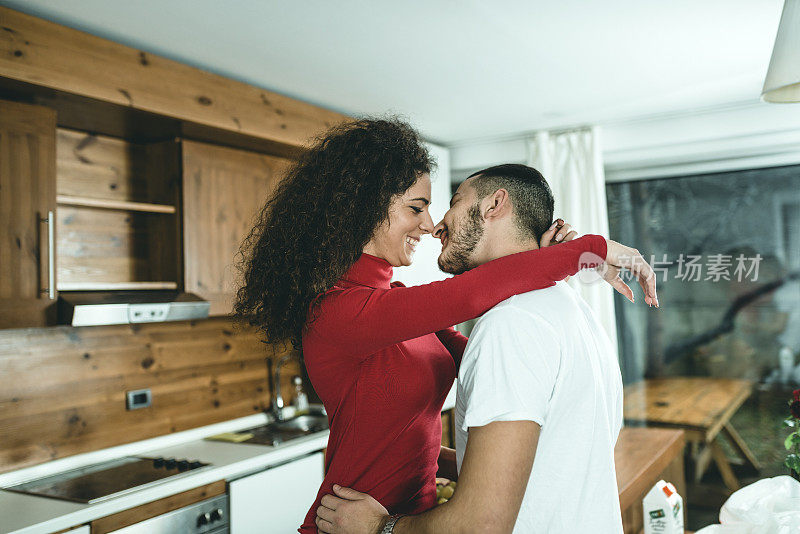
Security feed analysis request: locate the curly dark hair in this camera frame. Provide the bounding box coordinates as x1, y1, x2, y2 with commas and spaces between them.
234, 117, 434, 347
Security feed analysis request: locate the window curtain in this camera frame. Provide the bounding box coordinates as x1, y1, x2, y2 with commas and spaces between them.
526, 126, 619, 355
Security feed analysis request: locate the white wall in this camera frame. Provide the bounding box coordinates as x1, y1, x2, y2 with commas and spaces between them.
449, 100, 800, 184
392, 142, 452, 286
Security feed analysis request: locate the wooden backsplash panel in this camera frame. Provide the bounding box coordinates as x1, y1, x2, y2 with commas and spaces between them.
0, 318, 301, 473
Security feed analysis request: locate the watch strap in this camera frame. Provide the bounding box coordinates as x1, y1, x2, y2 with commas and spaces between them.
380, 514, 404, 533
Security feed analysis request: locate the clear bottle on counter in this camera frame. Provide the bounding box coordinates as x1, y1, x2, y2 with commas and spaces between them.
780, 346, 795, 385
293, 375, 310, 414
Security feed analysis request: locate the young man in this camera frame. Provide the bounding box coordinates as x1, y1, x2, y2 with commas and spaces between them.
315, 164, 657, 534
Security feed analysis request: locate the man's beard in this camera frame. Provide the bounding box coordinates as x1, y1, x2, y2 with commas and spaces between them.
438, 204, 484, 275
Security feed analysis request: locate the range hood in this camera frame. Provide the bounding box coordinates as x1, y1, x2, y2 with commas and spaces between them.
58, 291, 210, 327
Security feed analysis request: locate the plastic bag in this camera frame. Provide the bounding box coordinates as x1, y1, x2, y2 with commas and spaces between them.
695, 476, 800, 534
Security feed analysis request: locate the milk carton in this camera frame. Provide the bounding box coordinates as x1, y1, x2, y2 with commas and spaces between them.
643, 479, 684, 534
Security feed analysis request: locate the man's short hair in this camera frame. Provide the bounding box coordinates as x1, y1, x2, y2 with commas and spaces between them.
467, 164, 554, 242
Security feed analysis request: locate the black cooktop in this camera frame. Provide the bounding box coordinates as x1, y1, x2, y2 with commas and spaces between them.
3, 456, 210, 503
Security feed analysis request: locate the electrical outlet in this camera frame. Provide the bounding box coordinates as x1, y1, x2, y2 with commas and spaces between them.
126, 388, 152, 410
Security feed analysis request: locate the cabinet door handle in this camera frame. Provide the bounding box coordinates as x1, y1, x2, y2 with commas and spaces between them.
40, 210, 55, 300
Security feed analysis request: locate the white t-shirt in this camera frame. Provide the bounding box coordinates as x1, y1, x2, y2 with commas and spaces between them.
455, 281, 623, 534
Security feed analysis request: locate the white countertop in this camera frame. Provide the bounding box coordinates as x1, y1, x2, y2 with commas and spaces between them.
0, 418, 329, 534
0, 386, 458, 534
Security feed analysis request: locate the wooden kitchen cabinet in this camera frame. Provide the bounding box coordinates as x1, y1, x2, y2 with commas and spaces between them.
228, 451, 324, 533
0, 106, 184, 329
53, 135, 290, 313
0, 99, 58, 328
55, 129, 182, 292
0, 116, 290, 328
0, 6, 343, 331
181, 140, 293, 316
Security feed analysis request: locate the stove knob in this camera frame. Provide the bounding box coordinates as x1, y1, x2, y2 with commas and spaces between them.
197, 512, 211, 526
177, 460, 189, 471
165, 458, 177, 469
189, 461, 203, 469
211, 508, 224, 521
152, 457, 164, 468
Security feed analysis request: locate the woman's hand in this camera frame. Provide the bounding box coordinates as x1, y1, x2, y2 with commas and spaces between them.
601, 240, 659, 307
540, 218, 577, 247
541, 220, 659, 308
540, 219, 579, 284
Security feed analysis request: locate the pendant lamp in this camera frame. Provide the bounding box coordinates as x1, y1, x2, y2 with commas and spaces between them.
763, 0, 800, 102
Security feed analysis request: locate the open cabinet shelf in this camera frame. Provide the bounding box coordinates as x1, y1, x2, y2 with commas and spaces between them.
54, 129, 182, 294
56, 195, 177, 214
57, 281, 179, 291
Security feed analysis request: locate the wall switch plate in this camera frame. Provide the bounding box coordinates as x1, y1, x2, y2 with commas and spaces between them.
126, 388, 152, 410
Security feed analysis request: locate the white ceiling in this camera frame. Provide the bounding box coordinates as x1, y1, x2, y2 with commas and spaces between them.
0, 0, 785, 145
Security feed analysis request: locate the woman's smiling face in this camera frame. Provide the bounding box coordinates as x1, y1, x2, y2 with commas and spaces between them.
363, 174, 434, 267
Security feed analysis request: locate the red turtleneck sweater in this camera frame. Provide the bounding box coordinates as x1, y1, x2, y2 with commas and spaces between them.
298, 235, 607, 533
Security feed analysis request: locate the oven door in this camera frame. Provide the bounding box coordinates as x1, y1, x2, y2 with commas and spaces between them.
108, 495, 229, 534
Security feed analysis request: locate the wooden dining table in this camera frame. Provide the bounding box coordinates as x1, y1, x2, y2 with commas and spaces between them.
615, 427, 687, 534
623, 377, 760, 492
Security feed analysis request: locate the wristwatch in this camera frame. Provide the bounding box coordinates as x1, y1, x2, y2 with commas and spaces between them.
380, 514, 405, 533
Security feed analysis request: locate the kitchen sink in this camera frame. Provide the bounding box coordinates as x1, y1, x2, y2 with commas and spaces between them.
272, 414, 328, 433
222, 406, 329, 446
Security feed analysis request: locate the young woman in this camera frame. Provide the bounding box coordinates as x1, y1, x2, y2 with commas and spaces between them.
234, 118, 655, 533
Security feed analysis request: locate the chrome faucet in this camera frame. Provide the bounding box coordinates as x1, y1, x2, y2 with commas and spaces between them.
271, 352, 301, 421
